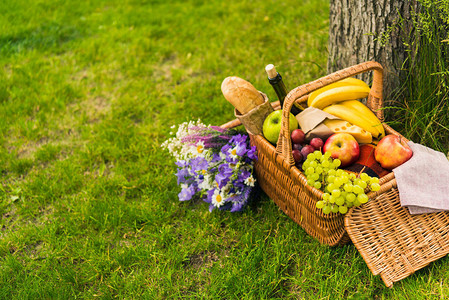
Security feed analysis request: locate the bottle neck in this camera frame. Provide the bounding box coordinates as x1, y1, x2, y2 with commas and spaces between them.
266, 69, 303, 115
268, 73, 288, 101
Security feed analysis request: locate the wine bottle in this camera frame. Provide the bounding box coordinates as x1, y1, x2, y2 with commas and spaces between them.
265, 64, 304, 115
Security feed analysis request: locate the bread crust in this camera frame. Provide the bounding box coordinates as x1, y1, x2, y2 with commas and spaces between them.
221, 77, 264, 114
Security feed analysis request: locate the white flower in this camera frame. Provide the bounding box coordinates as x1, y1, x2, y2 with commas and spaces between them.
212, 189, 226, 208
202, 148, 213, 161
244, 175, 256, 187
198, 174, 213, 190
174, 145, 191, 161
186, 145, 197, 157
219, 151, 227, 160
229, 146, 239, 159
161, 120, 212, 161
231, 162, 242, 171
222, 181, 233, 194
196, 141, 205, 155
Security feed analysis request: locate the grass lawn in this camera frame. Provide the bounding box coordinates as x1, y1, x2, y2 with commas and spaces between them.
1, 0, 448, 298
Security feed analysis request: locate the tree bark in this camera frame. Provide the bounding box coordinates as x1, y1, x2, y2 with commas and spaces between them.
327, 0, 418, 102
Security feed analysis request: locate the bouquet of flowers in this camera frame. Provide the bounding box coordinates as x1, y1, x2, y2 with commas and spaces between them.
161, 119, 258, 212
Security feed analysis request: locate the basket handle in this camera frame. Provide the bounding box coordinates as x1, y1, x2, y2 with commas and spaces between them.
276, 61, 384, 166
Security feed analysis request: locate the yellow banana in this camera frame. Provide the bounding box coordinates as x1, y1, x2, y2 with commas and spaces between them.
339, 100, 385, 138
307, 77, 369, 106
323, 119, 373, 144
323, 103, 383, 139
309, 85, 371, 110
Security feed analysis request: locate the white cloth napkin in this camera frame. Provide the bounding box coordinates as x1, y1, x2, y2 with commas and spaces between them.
393, 141, 449, 214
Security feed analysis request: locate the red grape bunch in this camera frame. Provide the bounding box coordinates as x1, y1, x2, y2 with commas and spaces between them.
290, 129, 324, 167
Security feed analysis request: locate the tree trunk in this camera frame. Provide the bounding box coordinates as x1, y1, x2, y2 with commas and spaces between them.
327, 0, 418, 102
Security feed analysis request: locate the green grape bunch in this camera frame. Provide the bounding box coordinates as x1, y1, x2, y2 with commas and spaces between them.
302, 150, 381, 215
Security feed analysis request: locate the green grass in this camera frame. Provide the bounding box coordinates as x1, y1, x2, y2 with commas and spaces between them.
0, 0, 448, 298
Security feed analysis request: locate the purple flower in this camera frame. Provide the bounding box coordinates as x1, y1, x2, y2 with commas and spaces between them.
180, 133, 203, 144
178, 185, 196, 201
230, 187, 252, 212
230, 202, 245, 212
175, 160, 188, 168
190, 157, 208, 173
230, 134, 247, 145
211, 153, 222, 163
247, 146, 257, 161
179, 126, 231, 151
195, 135, 228, 149
225, 156, 238, 165
221, 144, 232, 155
206, 189, 217, 212
175, 168, 190, 185
233, 169, 251, 189
235, 142, 247, 156
240, 169, 251, 179
215, 163, 233, 189
205, 189, 215, 204
209, 126, 228, 133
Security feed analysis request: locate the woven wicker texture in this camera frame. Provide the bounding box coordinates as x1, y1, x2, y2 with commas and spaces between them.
346, 182, 449, 288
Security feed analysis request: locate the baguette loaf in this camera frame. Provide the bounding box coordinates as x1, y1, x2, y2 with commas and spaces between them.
221, 76, 264, 114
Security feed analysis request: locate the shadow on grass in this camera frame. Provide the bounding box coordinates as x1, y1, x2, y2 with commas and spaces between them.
0, 22, 86, 56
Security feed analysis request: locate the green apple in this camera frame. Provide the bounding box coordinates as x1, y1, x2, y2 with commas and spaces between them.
262, 110, 298, 144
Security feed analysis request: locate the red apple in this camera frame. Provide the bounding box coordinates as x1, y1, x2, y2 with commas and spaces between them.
291, 129, 305, 145
374, 134, 413, 170
323, 133, 360, 167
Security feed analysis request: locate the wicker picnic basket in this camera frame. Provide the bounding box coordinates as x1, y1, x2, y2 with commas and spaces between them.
224, 61, 388, 246
222, 61, 449, 286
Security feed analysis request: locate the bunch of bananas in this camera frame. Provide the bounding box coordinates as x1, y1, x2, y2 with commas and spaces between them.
308, 78, 385, 142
